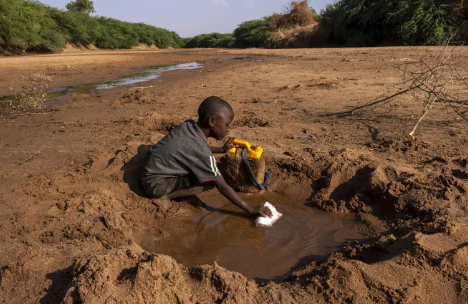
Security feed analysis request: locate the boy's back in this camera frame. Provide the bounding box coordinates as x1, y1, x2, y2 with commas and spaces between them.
141, 119, 222, 198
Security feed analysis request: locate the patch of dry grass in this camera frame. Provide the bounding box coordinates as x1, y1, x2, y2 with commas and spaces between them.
7, 72, 53, 111
23, 72, 53, 83
17, 91, 48, 110
269, 24, 317, 48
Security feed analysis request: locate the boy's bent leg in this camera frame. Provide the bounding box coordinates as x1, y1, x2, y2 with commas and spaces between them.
141, 175, 175, 199
166, 182, 214, 209
141, 176, 177, 211
151, 196, 172, 211
143, 175, 214, 209
166, 182, 214, 200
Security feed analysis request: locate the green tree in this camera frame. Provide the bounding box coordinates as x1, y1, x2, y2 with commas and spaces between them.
183, 33, 234, 48
233, 19, 271, 47
66, 0, 95, 14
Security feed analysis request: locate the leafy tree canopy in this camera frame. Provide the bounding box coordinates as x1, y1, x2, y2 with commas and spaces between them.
66, 0, 95, 14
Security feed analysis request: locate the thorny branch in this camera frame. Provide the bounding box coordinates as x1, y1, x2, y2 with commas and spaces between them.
409, 77, 452, 139
333, 38, 467, 138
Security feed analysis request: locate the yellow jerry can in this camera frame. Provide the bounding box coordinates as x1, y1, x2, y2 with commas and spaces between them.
228, 139, 264, 159
223, 139, 267, 193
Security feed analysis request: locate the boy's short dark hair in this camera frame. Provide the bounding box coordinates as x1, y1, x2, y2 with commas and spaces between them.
198, 96, 233, 122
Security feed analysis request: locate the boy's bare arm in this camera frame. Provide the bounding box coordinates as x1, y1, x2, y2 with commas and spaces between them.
210, 137, 234, 154
210, 146, 225, 153
213, 179, 272, 217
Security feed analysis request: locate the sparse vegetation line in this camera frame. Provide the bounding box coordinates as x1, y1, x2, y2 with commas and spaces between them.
184, 0, 468, 49
183, 1, 317, 49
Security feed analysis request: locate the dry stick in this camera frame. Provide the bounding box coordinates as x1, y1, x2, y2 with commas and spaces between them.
409, 80, 452, 139
436, 99, 468, 105
19, 146, 46, 165
14, 112, 50, 117
330, 83, 423, 116
336, 48, 450, 116
336, 56, 443, 116
450, 104, 468, 122
406, 42, 451, 80
403, 41, 456, 91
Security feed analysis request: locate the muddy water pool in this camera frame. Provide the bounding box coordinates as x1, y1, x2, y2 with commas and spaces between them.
135, 189, 366, 281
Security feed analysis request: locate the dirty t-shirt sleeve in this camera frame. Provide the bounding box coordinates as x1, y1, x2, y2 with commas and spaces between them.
190, 151, 224, 183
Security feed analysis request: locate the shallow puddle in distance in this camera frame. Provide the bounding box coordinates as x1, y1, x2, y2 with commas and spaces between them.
0, 62, 201, 104
136, 189, 366, 281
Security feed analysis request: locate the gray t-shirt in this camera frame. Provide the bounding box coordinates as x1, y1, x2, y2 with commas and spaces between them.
142, 120, 223, 183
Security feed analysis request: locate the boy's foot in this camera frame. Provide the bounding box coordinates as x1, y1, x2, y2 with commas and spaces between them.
151, 197, 172, 211
185, 195, 207, 209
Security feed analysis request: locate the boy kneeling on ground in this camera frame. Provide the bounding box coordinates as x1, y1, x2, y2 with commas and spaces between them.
141, 96, 272, 218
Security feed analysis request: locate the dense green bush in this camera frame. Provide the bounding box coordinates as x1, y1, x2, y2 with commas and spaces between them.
93, 17, 139, 49
49, 8, 102, 46
183, 20, 271, 49
320, 0, 464, 46
183, 33, 235, 48
0, 0, 183, 53
319, 0, 389, 46
389, 0, 457, 45
0, 0, 65, 52
233, 19, 272, 47
125, 22, 184, 48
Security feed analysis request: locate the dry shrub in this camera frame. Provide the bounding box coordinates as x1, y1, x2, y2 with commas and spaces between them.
269, 1, 316, 31
288, 1, 316, 26
269, 24, 317, 48
270, 13, 291, 31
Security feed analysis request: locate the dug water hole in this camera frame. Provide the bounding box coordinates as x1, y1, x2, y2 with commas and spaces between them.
135, 186, 366, 281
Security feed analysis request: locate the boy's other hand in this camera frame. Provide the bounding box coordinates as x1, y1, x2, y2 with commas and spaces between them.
252, 206, 273, 218
222, 137, 235, 153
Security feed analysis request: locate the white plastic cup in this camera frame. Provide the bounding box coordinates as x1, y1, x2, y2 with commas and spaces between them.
255, 202, 282, 227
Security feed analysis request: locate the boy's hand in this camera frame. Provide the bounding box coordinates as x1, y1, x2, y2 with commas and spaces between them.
222, 137, 235, 153
252, 206, 273, 218
213, 179, 273, 218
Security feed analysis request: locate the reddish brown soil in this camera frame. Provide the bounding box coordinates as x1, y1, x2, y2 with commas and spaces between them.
0, 47, 467, 303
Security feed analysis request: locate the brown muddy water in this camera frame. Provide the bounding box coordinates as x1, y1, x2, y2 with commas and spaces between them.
135, 189, 366, 281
